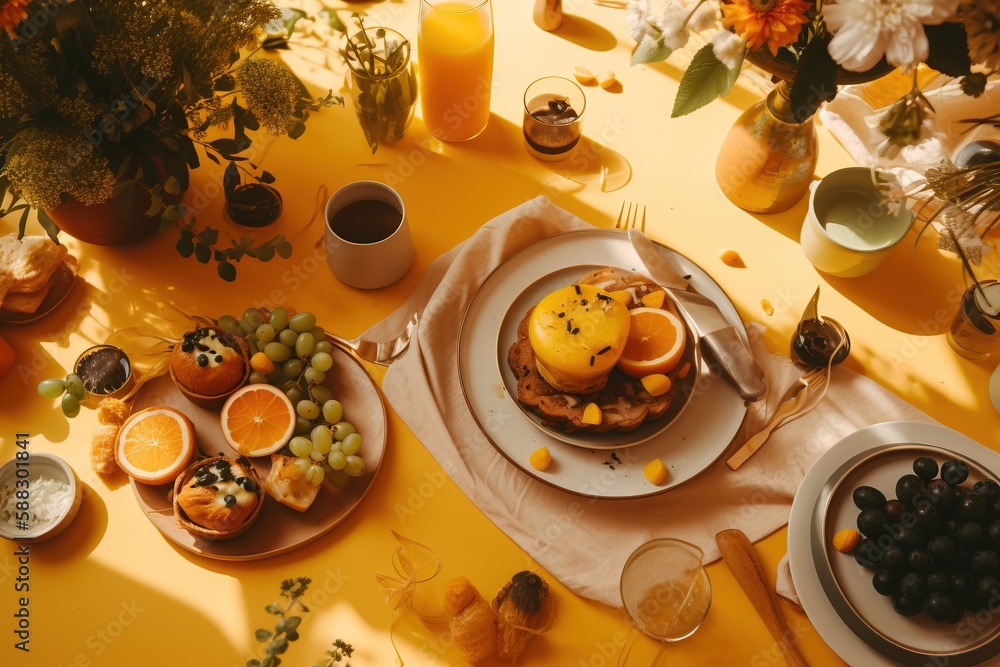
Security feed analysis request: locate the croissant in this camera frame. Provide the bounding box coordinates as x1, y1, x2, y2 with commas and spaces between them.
443, 577, 496, 664
493, 571, 551, 663
91, 398, 130, 476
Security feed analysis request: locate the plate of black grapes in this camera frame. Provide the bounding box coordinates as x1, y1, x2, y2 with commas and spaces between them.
788, 422, 1000, 667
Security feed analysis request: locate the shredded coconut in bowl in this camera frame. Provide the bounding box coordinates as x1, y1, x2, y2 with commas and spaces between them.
0, 474, 73, 532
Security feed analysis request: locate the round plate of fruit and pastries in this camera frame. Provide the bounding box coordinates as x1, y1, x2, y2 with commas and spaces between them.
458, 229, 748, 499
788, 421, 1000, 666
127, 309, 386, 560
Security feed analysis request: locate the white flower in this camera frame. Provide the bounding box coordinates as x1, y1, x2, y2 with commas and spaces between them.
626, 0, 659, 42
712, 29, 745, 69
825, 0, 957, 72
688, 0, 721, 32
653, 5, 692, 50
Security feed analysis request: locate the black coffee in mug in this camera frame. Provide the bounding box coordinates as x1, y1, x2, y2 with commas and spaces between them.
327, 199, 402, 245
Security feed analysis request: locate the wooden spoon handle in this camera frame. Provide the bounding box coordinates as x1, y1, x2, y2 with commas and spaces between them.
716, 529, 809, 667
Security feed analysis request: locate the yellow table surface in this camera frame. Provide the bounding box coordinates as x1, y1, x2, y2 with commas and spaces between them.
2, 2, 999, 666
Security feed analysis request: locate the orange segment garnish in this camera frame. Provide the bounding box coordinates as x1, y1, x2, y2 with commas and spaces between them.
116, 407, 196, 486
617, 307, 687, 378
220, 384, 295, 457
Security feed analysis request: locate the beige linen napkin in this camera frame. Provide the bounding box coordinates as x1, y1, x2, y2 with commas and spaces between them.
363, 196, 935, 608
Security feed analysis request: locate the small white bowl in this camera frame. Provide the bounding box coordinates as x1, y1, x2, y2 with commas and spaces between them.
0, 452, 83, 543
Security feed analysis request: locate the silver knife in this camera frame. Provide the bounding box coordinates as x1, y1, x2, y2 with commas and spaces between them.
628, 229, 765, 402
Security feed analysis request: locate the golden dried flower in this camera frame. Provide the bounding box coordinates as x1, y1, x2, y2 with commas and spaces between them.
3, 128, 116, 210
237, 57, 301, 135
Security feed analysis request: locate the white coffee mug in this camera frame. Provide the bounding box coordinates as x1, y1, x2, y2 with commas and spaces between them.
800, 167, 914, 277
325, 181, 413, 289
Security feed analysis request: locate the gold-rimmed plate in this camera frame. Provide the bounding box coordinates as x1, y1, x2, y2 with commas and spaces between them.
458, 229, 748, 499
496, 265, 699, 450
129, 344, 386, 561
788, 421, 1000, 666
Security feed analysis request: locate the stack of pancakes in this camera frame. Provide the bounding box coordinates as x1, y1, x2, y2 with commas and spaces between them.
507, 267, 684, 433
0, 234, 78, 318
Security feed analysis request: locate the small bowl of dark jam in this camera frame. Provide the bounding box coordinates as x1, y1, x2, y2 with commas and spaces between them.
74, 345, 134, 406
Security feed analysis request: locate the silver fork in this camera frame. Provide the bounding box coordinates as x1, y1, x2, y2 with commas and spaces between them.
726, 367, 828, 470
614, 202, 646, 231
325, 312, 419, 366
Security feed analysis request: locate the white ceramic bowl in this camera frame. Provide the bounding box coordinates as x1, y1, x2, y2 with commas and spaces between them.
0, 452, 83, 543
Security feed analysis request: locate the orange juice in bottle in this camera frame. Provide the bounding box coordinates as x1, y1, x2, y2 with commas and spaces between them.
417, 0, 494, 142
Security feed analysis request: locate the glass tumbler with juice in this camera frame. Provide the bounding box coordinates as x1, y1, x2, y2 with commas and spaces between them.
417, 0, 494, 142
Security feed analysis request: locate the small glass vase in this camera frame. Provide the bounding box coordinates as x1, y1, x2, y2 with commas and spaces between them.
715, 80, 816, 214
716, 52, 893, 214
346, 27, 417, 151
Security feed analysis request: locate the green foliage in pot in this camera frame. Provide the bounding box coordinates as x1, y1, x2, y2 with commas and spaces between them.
0, 0, 343, 280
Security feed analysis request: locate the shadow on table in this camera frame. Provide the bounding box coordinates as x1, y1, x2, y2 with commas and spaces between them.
549, 14, 618, 52
0, 558, 236, 666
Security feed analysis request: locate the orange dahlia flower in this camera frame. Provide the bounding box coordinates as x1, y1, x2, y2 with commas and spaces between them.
1, 0, 30, 39
721, 0, 812, 56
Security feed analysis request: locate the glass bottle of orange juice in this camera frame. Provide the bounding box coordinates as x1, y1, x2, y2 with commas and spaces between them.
417, 0, 494, 142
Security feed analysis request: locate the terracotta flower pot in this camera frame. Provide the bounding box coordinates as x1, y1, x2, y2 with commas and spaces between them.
45, 190, 162, 246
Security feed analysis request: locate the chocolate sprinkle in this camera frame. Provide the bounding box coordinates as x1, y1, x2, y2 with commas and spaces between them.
215, 355, 223, 363
589, 355, 595, 366
557, 312, 566, 318
574, 285, 582, 295
197, 354, 208, 367
597, 345, 612, 355
571, 327, 580, 335
596, 293, 611, 302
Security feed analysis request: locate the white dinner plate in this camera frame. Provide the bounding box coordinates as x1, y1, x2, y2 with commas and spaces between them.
458, 228, 748, 499
788, 421, 1000, 666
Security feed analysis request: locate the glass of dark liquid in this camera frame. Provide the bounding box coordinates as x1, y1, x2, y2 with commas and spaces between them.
947, 280, 1000, 360
522, 76, 585, 161
324, 181, 413, 289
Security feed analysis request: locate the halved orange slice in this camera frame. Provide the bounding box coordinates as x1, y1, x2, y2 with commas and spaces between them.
220, 384, 295, 457
617, 307, 686, 378
116, 406, 196, 485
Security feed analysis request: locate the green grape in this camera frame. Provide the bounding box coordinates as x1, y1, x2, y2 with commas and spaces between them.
322, 400, 344, 424
255, 323, 276, 344
37, 378, 65, 399
278, 329, 298, 347
310, 352, 333, 372
268, 307, 289, 331
305, 464, 325, 486
304, 367, 325, 386
327, 450, 347, 470
309, 450, 326, 463
311, 425, 333, 454
331, 421, 355, 440
342, 433, 362, 456
314, 341, 334, 355
289, 312, 317, 333
246, 338, 259, 356
293, 458, 312, 475
344, 455, 365, 477
280, 358, 304, 382
217, 315, 242, 335
264, 342, 292, 363
308, 326, 326, 342
242, 308, 265, 331
249, 371, 268, 384
65, 373, 85, 400
330, 440, 343, 452
328, 468, 350, 488
286, 386, 304, 404
297, 400, 320, 420
61, 393, 81, 418
295, 332, 315, 359
294, 416, 313, 436
309, 385, 333, 405
265, 368, 282, 383
289, 436, 314, 458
